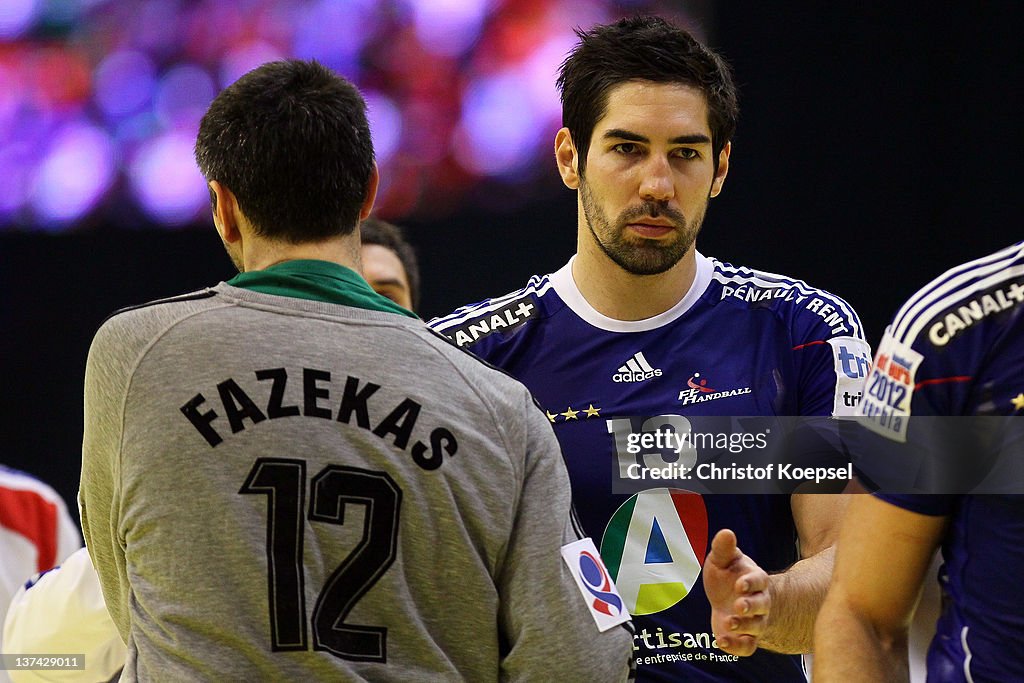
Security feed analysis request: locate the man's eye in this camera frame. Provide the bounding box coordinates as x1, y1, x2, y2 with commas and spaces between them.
613, 143, 639, 154
673, 148, 699, 160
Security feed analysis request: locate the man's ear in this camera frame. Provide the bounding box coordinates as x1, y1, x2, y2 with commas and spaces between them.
554, 128, 580, 190
710, 141, 731, 198
209, 181, 241, 244
358, 163, 379, 222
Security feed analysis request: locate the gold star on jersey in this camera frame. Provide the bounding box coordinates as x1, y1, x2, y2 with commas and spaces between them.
543, 404, 603, 423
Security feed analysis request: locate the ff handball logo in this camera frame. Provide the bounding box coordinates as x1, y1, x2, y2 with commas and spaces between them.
561, 538, 631, 632
578, 549, 624, 617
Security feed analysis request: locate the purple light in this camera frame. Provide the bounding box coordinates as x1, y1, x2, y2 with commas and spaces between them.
94, 50, 157, 119
153, 63, 217, 131
293, 0, 376, 76
129, 131, 208, 225
0, 0, 41, 39
30, 121, 116, 227
364, 91, 402, 165
130, 0, 183, 54
0, 107, 58, 221
218, 41, 287, 88
521, 34, 576, 124
409, 0, 491, 57
2, 106, 54, 156
454, 72, 542, 176
0, 146, 32, 220
0, 64, 23, 136
113, 110, 161, 148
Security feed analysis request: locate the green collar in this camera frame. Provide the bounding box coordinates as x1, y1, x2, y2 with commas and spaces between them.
227, 260, 418, 319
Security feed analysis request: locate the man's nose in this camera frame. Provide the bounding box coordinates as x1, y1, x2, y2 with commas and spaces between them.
639, 156, 674, 202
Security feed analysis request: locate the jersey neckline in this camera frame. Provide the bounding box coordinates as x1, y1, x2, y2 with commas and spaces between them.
226, 259, 417, 319
549, 251, 713, 332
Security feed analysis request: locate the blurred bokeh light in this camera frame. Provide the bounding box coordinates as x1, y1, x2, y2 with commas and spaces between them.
0, 0, 703, 231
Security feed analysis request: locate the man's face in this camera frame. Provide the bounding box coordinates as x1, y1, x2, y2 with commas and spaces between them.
569, 81, 729, 275
361, 244, 413, 310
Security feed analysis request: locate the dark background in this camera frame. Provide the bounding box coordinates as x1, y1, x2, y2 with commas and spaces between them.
2, 4, 1020, 521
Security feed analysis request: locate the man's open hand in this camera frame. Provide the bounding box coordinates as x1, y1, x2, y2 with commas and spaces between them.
702, 528, 771, 656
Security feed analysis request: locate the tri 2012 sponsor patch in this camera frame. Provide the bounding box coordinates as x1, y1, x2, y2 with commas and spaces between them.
856, 331, 923, 442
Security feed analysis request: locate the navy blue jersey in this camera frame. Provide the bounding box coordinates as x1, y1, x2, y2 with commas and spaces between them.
857, 241, 1024, 682
430, 253, 869, 681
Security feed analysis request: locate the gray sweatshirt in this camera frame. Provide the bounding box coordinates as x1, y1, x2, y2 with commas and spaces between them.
80, 279, 634, 682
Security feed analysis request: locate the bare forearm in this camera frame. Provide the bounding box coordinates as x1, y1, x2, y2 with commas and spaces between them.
758, 546, 834, 653
814, 588, 909, 682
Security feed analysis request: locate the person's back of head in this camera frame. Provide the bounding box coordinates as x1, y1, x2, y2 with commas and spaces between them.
360, 218, 421, 311
557, 15, 738, 175
194, 59, 375, 242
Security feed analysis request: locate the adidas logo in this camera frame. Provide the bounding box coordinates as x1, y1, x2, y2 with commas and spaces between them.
612, 351, 663, 383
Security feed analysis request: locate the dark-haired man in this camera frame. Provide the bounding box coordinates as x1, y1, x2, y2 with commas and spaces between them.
360, 217, 420, 312
430, 17, 868, 681
78, 59, 634, 681
2, 218, 428, 682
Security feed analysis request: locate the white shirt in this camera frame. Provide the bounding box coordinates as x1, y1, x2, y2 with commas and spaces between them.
0, 468, 81, 683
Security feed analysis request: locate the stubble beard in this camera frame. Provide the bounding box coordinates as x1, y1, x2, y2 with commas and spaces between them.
580, 176, 707, 276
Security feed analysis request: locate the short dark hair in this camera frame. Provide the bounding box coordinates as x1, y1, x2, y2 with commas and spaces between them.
556, 16, 738, 175
195, 59, 375, 242
360, 217, 421, 311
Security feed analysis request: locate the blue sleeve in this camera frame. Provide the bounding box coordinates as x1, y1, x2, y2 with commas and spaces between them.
786, 292, 870, 418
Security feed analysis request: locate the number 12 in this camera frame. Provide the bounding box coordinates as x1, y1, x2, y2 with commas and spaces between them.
239, 458, 402, 662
